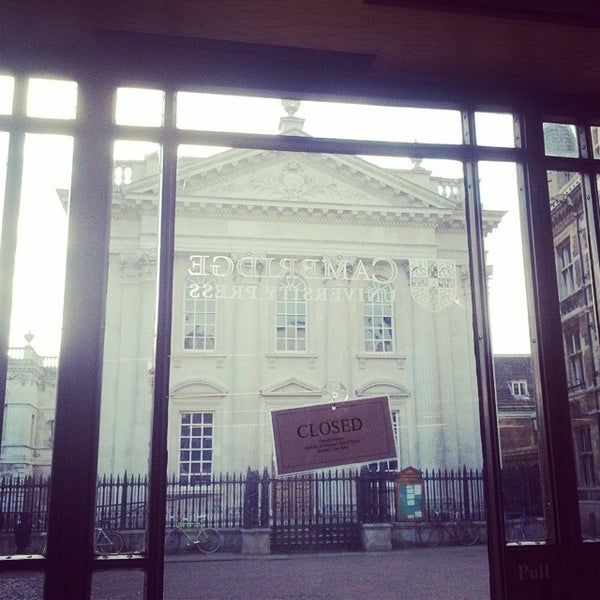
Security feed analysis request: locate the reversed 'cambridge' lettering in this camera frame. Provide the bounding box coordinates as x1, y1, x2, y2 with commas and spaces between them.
188, 255, 398, 283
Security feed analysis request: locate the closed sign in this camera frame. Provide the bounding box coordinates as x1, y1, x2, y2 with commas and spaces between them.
271, 396, 396, 475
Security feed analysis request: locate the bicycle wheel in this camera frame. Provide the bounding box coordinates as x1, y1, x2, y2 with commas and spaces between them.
165, 530, 181, 554
196, 528, 222, 553
523, 517, 546, 541
96, 530, 124, 554
455, 522, 479, 546
417, 523, 443, 547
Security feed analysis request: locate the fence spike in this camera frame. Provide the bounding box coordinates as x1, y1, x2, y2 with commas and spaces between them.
0, 467, 492, 535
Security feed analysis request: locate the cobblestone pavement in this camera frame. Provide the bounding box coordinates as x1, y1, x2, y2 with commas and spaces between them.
0, 545, 490, 600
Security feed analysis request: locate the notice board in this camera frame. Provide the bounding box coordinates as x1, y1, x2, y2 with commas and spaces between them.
395, 466, 425, 520
397, 483, 424, 520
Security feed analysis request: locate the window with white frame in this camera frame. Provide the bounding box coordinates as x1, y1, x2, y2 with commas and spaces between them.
276, 276, 307, 351
566, 329, 585, 389
184, 275, 216, 350
558, 242, 575, 297
179, 411, 213, 484
363, 281, 395, 353
576, 426, 596, 486
509, 380, 529, 397
368, 409, 401, 471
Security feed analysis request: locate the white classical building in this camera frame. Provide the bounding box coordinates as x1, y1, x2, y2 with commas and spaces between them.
1, 342, 56, 477
3, 104, 502, 479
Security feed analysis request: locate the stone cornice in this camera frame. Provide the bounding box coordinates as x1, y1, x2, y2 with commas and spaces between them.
114, 193, 471, 229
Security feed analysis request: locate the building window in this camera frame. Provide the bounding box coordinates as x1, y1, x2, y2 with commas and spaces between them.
558, 242, 575, 297
179, 412, 213, 484
566, 330, 585, 389
276, 276, 307, 351
369, 409, 400, 471
363, 281, 395, 353
509, 380, 529, 397
184, 275, 216, 350
576, 427, 596, 486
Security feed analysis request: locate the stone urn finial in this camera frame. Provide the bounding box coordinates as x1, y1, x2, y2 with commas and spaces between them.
282, 99, 301, 116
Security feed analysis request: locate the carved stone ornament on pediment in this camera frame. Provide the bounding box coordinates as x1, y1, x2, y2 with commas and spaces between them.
7, 368, 53, 391
249, 161, 338, 202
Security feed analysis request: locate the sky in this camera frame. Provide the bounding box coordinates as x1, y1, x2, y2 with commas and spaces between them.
1, 80, 531, 356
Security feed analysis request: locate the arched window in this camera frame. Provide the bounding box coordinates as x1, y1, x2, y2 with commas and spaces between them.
363, 281, 395, 353
276, 276, 307, 351
184, 275, 216, 350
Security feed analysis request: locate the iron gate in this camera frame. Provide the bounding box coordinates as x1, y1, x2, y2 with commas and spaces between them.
270, 471, 362, 553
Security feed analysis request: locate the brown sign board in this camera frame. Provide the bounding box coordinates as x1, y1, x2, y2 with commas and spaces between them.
271, 396, 396, 475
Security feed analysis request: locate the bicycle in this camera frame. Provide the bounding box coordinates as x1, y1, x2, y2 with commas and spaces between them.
417, 511, 479, 547
38, 524, 124, 555
504, 510, 546, 543
94, 525, 124, 554
164, 516, 222, 554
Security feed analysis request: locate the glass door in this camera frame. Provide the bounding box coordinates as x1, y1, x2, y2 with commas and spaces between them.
0, 77, 76, 579
157, 95, 492, 597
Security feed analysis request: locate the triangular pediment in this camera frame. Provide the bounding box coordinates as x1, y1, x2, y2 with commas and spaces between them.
117, 146, 504, 234
122, 147, 463, 215
261, 377, 323, 398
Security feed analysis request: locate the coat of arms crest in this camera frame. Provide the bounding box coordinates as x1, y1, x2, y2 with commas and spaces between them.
409, 259, 457, 312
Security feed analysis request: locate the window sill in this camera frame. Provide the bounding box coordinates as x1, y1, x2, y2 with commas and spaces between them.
356, 353, 406, 369
171, 353, 226, 368
266, 353, 319, 368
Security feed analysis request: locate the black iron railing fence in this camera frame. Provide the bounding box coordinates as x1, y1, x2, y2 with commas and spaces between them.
0, 465, 542, 534
357, 466, 487, 523
0, 472, 50, 533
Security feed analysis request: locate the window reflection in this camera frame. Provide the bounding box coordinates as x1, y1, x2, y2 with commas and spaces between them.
115, 87, 164, 127
277, 276, 308, 352
363, 281, 395, 353
591, 126, 600, 159
479, 160, 548, 543
0, 75, 14, 115
548, 169, 600, 540
0, 132, 8, 237
171, 134, 479, 497
474, 112, 515, 147
26, 78, 77, 120
176, 91, 463, 144
0, 134, 73, 556
543, 122, 578, 158
94, 140, 162, 555
184, 275, 217, 351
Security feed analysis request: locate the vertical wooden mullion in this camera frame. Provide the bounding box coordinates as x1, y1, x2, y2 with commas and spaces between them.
520, 108, 586, 597
462, 108, 507, 600
145, 89, 177, 600
44, 77, 113, 599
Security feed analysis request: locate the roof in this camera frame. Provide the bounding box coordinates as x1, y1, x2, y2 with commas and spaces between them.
493, 354, 536, 412
114, 121, 504, 235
